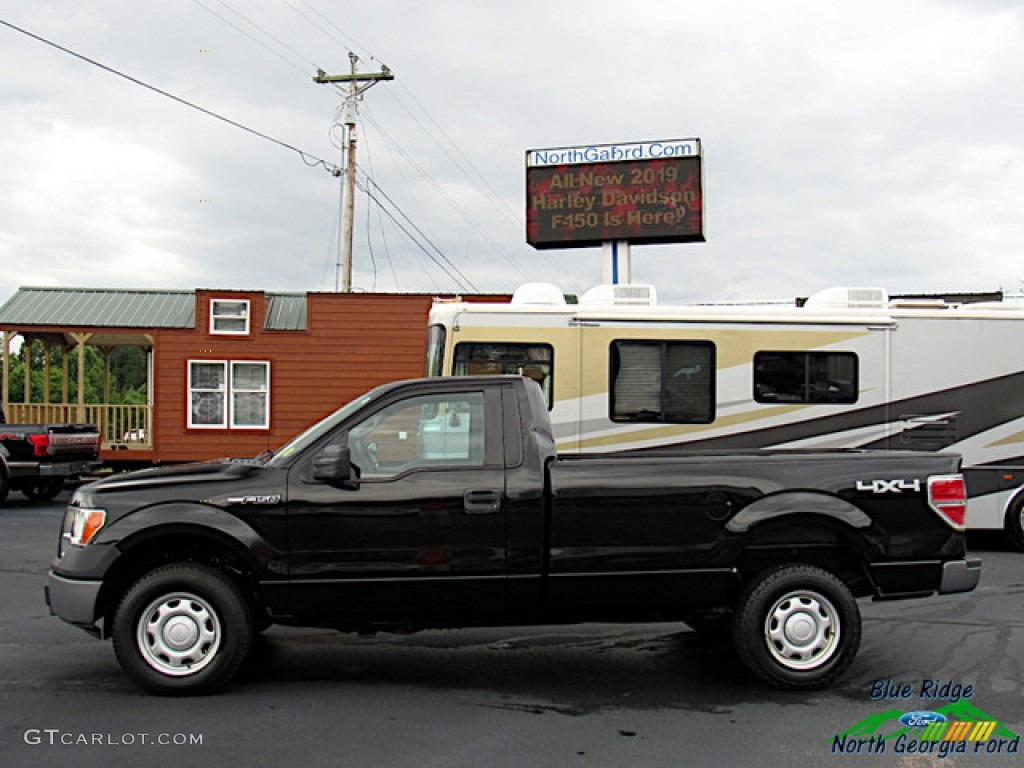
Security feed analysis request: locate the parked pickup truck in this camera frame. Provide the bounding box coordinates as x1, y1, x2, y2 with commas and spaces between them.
0, 408, 101, 504
46, 376, 980, 695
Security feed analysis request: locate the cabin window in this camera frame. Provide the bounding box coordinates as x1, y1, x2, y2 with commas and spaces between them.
753, 351, 858, 404
210, 299, 251, 335
610, 340, 715, 423
188, 360, 270, 429
348, 391, 486, 479
453, 343, 554, 408
231, 361, 271, 428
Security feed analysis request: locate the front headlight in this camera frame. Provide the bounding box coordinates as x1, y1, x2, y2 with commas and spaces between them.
63, 507, 107, 547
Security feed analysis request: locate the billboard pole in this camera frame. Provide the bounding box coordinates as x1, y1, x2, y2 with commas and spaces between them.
602, 240, 631, 284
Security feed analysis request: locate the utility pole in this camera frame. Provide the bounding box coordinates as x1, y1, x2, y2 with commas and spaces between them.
314, 54, 394, 292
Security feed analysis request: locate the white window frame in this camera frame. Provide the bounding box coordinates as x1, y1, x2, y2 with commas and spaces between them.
229, 360, 271, 429
187, 359, 271, 430
210, 299, 251, 336
188, 360, 228, 429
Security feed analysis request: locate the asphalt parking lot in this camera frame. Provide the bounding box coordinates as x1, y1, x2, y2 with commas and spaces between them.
1, 492, 1021, 768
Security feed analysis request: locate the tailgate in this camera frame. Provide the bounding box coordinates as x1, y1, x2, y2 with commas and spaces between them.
45, 426, 101, 458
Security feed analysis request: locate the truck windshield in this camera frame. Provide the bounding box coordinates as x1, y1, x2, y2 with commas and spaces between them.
265, 392, 378, 467
425, 324, 446, 377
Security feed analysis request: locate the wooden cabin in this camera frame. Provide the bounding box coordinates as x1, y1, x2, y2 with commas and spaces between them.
0, 287, 503, 465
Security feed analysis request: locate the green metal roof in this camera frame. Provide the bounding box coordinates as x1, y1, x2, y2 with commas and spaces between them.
0, 287, 308, 331
265, 293, 308, 331
0, 287, 196, 328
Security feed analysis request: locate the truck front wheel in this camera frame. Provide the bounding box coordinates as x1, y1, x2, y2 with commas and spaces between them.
733, 564, 860, 690
112, 563, 253, 695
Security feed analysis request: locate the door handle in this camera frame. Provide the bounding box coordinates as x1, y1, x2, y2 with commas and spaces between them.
463, 489, 502, 515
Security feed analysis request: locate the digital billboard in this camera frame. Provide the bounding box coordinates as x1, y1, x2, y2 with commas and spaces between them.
526, 139, 704, 250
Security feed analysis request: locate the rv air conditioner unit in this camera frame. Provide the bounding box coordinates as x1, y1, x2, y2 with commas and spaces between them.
579, 284, 658, 307
804, 286, 888, 309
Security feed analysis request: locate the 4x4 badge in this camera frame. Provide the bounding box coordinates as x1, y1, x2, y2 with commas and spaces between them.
857, 479, 922, 494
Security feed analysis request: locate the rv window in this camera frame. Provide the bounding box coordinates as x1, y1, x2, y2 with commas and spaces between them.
453, 343, 554, 408
610, 341, 715, 423
754, 351, 858, 404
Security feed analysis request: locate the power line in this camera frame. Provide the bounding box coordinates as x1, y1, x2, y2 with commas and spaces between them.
356, 174, 478, 292
280, 0, 378, 64
361, 173, 478, 290
0, 16, 341, 177
191, 0, 316, 76
361, 107, 533, 283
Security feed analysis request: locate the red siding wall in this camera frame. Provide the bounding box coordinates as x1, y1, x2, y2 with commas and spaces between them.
152, 291, 437, 463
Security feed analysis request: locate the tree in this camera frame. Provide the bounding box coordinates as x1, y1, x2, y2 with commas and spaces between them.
4, 339, 148, 405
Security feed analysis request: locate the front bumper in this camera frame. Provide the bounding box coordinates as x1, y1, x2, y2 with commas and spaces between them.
45, 571, 103, 635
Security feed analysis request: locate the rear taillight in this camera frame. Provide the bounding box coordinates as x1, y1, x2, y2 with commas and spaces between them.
28, 433, 50, 457
928, 475, 967, 531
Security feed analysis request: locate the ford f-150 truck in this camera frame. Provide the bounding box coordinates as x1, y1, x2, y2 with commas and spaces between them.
46, 376, 980, 695
0, 407, 101, 504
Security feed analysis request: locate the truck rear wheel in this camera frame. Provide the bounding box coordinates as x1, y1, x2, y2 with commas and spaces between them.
1005, 497, 1024, 552
733, 564, 860, 690
112, 563, 253, 695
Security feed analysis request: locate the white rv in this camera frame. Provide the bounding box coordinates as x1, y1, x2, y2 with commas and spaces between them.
427, 283, 1024, 546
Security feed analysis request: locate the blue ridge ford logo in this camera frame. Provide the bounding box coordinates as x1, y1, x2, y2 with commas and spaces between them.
900, 711, 948, 728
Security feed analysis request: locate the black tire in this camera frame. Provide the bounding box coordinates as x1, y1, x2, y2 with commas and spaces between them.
112, 563, 253, 695
21, 478, 64, 502
0, 469, 8, 506
1005, 496, 1024, 552
732, 564, 860, 690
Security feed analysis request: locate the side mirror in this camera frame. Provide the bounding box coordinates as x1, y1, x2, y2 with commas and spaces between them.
313, 438, 359, 489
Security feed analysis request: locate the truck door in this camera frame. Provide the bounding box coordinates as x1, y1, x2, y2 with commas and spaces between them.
285, 387, 508, 620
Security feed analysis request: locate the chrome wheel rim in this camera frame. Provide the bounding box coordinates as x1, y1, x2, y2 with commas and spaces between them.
136, 592, 221, 677
764, 589, 840, 670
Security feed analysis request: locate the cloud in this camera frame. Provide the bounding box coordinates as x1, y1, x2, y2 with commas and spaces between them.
1, 0, 1023, 308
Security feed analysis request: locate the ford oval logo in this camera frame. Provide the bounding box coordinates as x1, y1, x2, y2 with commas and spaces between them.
899, 711, 947, 728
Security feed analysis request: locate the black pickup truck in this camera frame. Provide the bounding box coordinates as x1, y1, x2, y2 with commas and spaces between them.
0, 408, 101, 504
46, 376, 980, 695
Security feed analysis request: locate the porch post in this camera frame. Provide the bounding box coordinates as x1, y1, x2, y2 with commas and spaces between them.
102, 347, 112, 404
43, 340, 52, 419
62, 345, 69, 407
23, 338, 31, 405
73, 334, 89, 422
1, 331, 10, 417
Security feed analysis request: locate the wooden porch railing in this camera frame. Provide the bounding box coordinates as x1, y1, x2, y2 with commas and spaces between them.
3, 403, 152, 449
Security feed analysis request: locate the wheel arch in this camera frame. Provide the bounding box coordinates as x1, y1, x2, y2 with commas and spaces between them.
95, 506, 274, 636
728, 492, 877, 598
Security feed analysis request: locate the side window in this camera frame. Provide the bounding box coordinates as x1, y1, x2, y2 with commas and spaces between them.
453, 343, 554, 408
189, 361, 227, 428
210, 299, 250, 335
610, 340, 715, 423
754, 351, 858, 404
348, 392, 486, 479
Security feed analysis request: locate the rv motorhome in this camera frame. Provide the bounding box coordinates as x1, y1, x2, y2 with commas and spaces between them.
428, 282, 1024, 547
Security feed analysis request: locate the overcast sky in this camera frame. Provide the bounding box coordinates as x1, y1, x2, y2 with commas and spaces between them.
1, 0, 1022, 306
